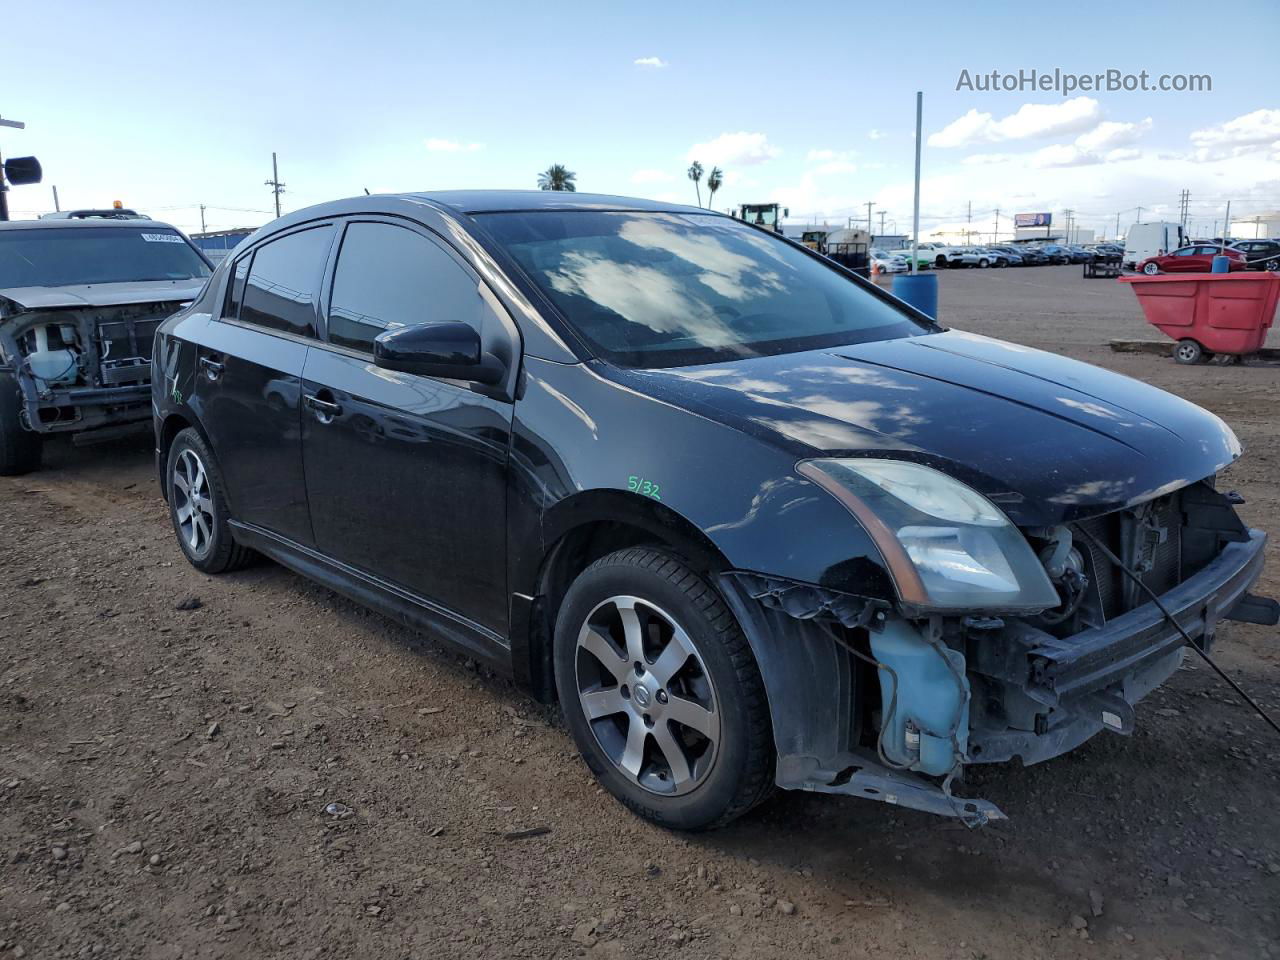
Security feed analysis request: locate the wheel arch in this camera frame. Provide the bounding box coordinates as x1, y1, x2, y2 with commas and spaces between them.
156, 411, 215, 502
511, 490, 732, 703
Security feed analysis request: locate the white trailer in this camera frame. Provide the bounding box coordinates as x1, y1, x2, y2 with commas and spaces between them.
1123, 222, 1186, 270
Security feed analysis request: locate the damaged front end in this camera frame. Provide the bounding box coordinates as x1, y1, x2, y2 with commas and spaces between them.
719, 480, 1276, 826
0, 295, 183, 437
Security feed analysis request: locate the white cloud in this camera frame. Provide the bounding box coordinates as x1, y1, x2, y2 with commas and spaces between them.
1104, 147, 1142, 163
425, 138, 483, 152
630, 169, 675, 184
687, 131, 780, 167
868, 129, 887, 140
959, 118, 1153, 169
1075, 118, 1153, 152
804, 149, 857, 175
929, 97, 1102, 147
1189, 108, 1280, 161
961, 152, 1016, 166
633, 56, 668, 68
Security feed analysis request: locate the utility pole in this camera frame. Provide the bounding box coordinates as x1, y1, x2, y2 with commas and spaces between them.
52, 185, 60, 213
0, 115, 27, 222
966, 200, 972, 242
265, 152, 286, 219
911, 91, 921, 273
865, 200, 874, 235
1136, 205, 1143, 224
199, 204, 207, 234
1178, 189, 1190, 230
992, 207, 1000, 243
1063, 208, 1074, 244
1114, 211, 1121, 240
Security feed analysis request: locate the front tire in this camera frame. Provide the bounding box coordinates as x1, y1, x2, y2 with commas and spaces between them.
0, 372, 42, 476
166, 427, 255, 573
1143, 262, 1160, 275
553, 548, 774, 830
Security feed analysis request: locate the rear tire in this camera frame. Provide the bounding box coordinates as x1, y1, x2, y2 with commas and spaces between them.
1174, 339, 1205, 365
553, 547, 774, 831
0, 372, 42, 476
166, 427, 255, 573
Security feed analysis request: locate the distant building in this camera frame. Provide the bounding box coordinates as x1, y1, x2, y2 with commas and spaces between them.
1229, 211, 1280, 239
190, 228, 255, 263
1014, 226, 1095, 243
871, 233, 909, 250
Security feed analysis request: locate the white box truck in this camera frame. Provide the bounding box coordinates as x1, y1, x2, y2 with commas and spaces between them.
1123, 222, 1185, 270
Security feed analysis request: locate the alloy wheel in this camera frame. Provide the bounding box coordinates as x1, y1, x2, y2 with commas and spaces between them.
574, 596, 720, 796
173, 448, 215, 557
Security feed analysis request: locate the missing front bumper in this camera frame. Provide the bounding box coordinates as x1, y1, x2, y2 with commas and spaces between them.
968, 529, 1270, 766
719, 527, 1271, 826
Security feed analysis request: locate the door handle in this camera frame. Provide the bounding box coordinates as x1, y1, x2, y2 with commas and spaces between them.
304, 392, 342, 424
199, 356, 225, 381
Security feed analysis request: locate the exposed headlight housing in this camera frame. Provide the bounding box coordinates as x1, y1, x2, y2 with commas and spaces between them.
798, 458, 1058, 612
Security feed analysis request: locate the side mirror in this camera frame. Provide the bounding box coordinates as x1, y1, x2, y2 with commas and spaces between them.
373, 322, 504, 385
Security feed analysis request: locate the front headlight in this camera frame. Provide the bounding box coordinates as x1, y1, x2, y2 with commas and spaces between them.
798, 458, 1058, 612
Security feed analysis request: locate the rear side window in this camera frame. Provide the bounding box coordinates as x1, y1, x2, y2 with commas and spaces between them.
223, 256, 251, 319
239, 226, 333, 338
326, 221, 490, 353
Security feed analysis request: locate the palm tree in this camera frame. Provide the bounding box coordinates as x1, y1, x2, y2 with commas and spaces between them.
537, 164, 577, 192
687, 161, 704, 207
705, 166, 723, 209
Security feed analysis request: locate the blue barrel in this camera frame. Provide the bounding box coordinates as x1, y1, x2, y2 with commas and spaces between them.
1211, 255, 1231, 273
893, 272, 939, 319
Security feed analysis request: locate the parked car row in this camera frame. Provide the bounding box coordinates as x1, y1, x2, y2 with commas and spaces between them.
886, 241, 1118, 270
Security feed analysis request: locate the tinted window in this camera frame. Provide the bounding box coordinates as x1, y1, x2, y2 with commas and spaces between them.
0, 226, 211, 288
327, 221, 489, 353
239, 226, 333, 338
480, 211, 925, 368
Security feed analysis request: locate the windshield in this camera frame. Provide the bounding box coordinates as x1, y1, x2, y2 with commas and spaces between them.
0, 227, 211, 288
480, 211, 927, 368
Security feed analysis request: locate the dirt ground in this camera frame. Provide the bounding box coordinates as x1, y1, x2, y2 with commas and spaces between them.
2, 266, 1278, 960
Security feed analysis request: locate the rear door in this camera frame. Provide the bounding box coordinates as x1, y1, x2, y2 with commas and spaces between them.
299, 218, 517, 638
194, 224, 336, 545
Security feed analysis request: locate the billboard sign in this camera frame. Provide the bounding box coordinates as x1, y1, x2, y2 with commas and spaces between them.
1014, 212, 1052, 228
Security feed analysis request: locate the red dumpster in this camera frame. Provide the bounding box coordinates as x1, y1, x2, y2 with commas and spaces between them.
1118, 272, 1280, 364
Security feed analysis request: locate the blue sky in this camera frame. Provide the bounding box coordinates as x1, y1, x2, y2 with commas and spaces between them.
4, 0, 1277, 240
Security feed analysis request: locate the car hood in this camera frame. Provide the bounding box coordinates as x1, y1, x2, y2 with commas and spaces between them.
0, 279, 207, 313
617, 330, 1240, 525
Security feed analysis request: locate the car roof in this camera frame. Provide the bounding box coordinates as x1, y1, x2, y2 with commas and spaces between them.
0, 217, 181, 232
411, 190, 715, 215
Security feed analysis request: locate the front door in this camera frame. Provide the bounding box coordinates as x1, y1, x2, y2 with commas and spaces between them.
300, 220, 515, 638
194, 224, 336, 546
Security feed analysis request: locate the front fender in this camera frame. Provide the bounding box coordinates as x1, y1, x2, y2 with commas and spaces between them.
508, 356, 896, 601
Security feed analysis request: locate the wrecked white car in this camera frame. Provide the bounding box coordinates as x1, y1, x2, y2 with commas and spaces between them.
0, 215, 211, 473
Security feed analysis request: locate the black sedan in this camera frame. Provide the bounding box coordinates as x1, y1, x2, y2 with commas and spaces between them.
152, 192, 1275, 830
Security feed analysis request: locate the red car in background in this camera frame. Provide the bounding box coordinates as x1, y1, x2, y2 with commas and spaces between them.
1139, 244, 1247, 275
